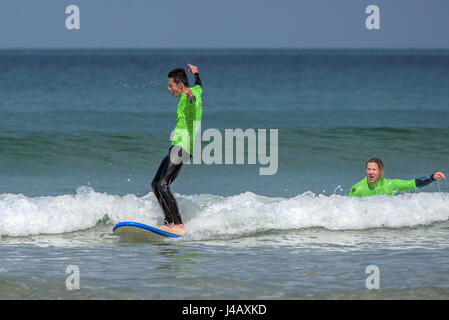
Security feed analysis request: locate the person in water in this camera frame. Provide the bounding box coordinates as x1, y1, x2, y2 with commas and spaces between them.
151, 64, 203, 234
348, 157, 446, 197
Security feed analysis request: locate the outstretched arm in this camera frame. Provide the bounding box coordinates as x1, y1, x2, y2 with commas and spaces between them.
415, 171, 446, 188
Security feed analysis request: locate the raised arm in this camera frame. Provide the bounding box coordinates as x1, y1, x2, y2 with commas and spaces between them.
194, 72, 202, 87
188, 64, 202, 87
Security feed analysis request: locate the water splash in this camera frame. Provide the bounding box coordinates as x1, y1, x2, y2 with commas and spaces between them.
114, 79, 166, 89
1, 187, 448, 239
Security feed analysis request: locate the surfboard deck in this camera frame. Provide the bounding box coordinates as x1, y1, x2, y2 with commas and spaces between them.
113, 221, 183, 242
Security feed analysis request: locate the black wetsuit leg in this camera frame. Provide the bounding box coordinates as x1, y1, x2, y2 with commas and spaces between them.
151, 146, 189, 225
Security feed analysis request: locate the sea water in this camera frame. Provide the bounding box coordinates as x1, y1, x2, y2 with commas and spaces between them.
0, 49, 448, 299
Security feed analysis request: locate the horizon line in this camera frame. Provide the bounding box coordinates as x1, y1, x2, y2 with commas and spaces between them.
1, 47, 449, 51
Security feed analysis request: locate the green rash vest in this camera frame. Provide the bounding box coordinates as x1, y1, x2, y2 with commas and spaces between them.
348, 177, 416, 197
171, 84, 203, 155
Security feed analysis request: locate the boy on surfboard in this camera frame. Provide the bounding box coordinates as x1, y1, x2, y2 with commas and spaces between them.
151, 64, 203, 234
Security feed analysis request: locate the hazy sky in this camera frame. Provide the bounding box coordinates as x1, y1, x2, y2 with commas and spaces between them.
1, 0, 448, 49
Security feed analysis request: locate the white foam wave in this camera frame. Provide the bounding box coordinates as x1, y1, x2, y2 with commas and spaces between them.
0, 186, 160, 237
0, 186, 448, 238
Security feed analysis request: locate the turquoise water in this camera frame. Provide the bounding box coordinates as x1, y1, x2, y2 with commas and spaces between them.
0, 49, 448, 299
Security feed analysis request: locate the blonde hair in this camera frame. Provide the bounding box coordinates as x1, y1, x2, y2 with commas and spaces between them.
366, 157, 384, 178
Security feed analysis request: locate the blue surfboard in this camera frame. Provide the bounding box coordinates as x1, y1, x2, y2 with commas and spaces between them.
113, 221, 183, 241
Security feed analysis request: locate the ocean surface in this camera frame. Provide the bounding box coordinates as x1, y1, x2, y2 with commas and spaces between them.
0, 49, 448, 299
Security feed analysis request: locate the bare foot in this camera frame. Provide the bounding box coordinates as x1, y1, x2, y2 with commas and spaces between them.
171, 224, 184, 234
159, 223, 184, 234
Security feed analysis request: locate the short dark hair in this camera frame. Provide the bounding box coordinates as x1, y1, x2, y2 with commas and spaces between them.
168, 68, 189, 87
